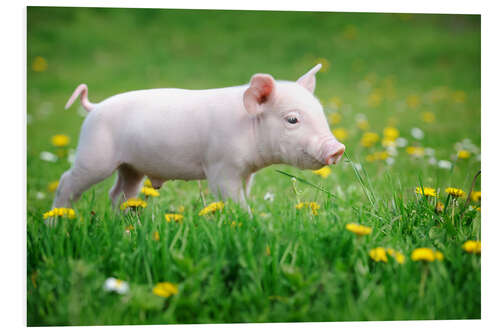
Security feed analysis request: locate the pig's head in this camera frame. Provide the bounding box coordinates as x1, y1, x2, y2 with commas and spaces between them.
243, 64, 345, 170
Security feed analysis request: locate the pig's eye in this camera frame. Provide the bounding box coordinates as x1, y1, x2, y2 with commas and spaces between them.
287, 117, 299, 124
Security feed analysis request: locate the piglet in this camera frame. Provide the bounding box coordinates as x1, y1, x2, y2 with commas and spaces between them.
53, 64, 345, 211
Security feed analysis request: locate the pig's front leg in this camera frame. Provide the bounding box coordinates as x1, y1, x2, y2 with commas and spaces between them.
206, 166, 250, 214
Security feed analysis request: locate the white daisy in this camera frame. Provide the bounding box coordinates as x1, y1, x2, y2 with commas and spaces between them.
386, 146, 398, 156
411, 128, 424, 140
424, 148, 435, 156
40, 151, 58, 162
438, 160, 452, 170
67, 149, 76, 164
264, 192, 275, 202
395, 137, 408, 147
103, 277, 129, 294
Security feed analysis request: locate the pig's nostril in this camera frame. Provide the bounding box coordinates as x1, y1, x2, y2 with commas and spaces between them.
326, 145, 346, 165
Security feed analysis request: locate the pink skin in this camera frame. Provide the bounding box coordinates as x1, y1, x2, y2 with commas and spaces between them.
54, 64, 345, 213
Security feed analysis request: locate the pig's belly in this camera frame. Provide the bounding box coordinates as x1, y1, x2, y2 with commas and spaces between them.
122, 147, 206, 181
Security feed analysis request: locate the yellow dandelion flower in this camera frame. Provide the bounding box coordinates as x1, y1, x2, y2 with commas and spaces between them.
361, 132, 379, 147
125, 225, 135, 232
152, 282, 179, 298
342, 25, 358, 40
429, 86, 450, 102
381, 138, 396, 148
364, 72, 377, 85
230, 221, 242, 228
42, 207, 76, 219
384, 248, 405, 263
198, 201, 224, 216
315, 58, 331, 73
406, 146, 425, 157
415, 186, 437, 197
445, 187, 465, 198
51, 134, 70, 147
369, 247, 388, 262
386, 116, 398, 126
312, 166, 331, 178
165, 213, 184, 223
329, 96, 342, 109
328, 112, 342, 125
332, 128, 348, 141
178, 205, 185, 213
143, 178, 153, 187
43, 211, 54, 219
357, 119, 370, 131
153, 231, 160, 241
462, 240, 481, 254
470, 191, 481, 202
120, 198, 147, 210
476, 206, 481, 212
383, 127, 399, 140
374, 152, 389, 160
295, 202, 320, 215
457, 150, 471, 159
452, 90, 467, 103
32, 56, 48, 72
346, 223, 372, 236
421, 112, 436, 123
393, 251, 406, 264
47, 180, 59, 192
368, 91, 383, 108
309, 202, 320, 215
435, 201, 444, 214
366, 151, 389, 162
411, 248, 443, 262
141, 187, 160, 197
406, 94, 421, 109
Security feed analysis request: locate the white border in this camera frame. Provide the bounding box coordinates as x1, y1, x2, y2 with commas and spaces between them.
3, 0, 499, 332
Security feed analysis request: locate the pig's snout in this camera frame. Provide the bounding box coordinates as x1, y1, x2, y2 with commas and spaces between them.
322, 140, 346, 165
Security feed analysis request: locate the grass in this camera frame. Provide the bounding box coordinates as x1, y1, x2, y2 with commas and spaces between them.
27, 7, 481, 325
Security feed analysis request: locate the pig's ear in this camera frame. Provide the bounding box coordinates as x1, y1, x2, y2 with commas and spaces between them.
243, 74, 275, 115
297, 64, 322, 93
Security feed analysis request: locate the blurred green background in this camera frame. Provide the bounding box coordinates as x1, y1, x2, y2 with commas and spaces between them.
27, 7, 480, 325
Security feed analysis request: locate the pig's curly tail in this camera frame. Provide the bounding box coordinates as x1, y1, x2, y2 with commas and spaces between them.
64, 83, 95, 112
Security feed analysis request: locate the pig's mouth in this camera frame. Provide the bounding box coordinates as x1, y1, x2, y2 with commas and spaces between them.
296, 149, 329, 170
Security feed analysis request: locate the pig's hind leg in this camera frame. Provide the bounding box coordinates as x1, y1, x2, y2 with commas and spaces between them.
109, 164, 144, 206
52, 125, 118, 208
53, 161, 117, 209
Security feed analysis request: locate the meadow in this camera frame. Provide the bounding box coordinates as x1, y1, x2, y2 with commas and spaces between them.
27, 8, 481, 325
